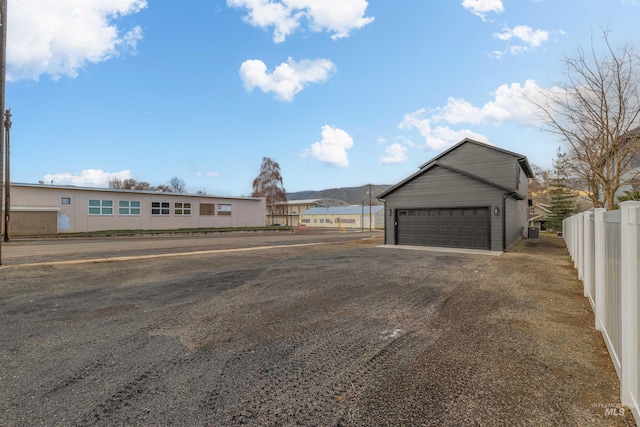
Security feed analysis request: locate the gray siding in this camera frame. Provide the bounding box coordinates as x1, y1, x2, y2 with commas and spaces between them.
383, 166, 505, 251
502, 196, 530, 249
435, 142, 518, 190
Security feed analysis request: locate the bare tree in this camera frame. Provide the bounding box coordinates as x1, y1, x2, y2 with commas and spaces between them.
109, 177, 185, 193
252, 157, 287, 225
528, 29, 640, 209
168, 176, 186, 193
528, 164, 552, 204
108, 177, 154, 191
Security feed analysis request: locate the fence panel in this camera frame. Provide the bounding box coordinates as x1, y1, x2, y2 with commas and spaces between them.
621, 204, 640, 421
584, 211, 596, 308
603, 210, 622, 374
563, 202, 640, 423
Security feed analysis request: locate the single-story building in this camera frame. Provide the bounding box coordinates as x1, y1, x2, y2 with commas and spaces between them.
269, 198, 351, 226
3, 182, 266, 236
377, 138, 534, 251
299, 205, 384, 229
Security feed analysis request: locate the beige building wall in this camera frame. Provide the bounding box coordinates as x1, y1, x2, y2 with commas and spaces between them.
6, 184, 266, 235
299, 210, 385, 229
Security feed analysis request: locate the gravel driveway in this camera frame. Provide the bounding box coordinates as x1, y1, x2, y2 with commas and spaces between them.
0, 233, 634, 426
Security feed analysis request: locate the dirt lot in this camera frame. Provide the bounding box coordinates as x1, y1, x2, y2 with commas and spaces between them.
0, 233, 635, 426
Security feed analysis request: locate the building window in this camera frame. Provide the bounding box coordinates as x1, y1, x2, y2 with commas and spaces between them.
61, 197, 71, 205
175, 202, 191, 216
200, 203, 215, 216
301, 219, 311, 224
217, 204, 232, 216
320, 219, 325, 223
119, 200, 141, 215
88, 199, 113, 215
151, 202, 170, 216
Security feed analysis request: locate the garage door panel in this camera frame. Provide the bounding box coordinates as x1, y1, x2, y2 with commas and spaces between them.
397, 207, 489, 249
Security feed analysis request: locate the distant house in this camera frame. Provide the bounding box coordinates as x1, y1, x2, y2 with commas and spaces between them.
270, 198, 350, 226
611, 126, 640, 202
377, 138, 534, 251
4, 183, 266, 236
529, 201, 551, 230
299, 205, 384, 229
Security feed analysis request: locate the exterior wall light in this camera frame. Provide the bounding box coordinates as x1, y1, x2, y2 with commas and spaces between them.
494, 207, 500, 216
388, 209, 392, 216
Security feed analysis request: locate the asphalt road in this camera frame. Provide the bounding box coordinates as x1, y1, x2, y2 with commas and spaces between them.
0, 232, 633, 426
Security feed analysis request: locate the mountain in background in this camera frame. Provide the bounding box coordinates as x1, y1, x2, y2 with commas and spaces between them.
287, 184, 391, 205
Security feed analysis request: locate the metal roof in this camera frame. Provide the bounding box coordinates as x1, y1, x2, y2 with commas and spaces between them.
301, 205, 384, 215
10, 182, 262, 201
283, 198, 349, 206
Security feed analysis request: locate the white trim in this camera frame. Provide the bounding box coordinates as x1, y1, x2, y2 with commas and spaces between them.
9, 206, 61, 212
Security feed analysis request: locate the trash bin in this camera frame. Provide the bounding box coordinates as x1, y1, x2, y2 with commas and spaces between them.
528, 227, 540, 239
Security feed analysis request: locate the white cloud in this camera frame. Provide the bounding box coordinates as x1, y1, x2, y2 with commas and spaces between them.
399, 109, 489, 150
493, 25, 550, 55
227, 0, 374, 43
239, 57, 336, 101
304, 125, 353, 167
380, 143, 408, 164
43, 169, 133, 187
206, 171, 221, 177
8, 0, 147, 81
431, 80, 549, 126
461, 0, 504, 20
398, 80, 556, 150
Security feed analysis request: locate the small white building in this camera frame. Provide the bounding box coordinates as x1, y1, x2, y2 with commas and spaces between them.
3, 183, 266, 236
299, 205, 384, 229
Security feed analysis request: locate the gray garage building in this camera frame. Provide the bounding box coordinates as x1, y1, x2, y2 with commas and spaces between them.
377, 138, 533, 252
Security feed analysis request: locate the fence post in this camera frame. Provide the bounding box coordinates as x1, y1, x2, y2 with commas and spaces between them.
594, 208, 606, 331
577, 213, 584, 278
620, 201, 640, 413
582, 211, 592, 298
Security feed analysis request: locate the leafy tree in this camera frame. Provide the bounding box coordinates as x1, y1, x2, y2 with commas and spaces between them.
252, 157, 287, 225
528, 29, 640, 209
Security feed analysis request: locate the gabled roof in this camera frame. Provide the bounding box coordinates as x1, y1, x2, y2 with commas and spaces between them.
419, 138, 534, 178
377, 161, 527, 200
378, 138, 533, 200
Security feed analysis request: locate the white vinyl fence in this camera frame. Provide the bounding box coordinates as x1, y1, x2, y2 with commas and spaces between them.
563, 201, 640, 422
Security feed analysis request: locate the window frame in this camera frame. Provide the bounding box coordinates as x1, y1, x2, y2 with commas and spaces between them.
151, 201, 171, 216
118, 200, 141, 216
174, 202, 192, 216
88, 199, 113, 216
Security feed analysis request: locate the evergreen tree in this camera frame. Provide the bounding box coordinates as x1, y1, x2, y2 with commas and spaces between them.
546, 150, 576, 231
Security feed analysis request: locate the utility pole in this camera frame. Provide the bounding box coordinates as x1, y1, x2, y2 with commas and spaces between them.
4, 109, 10, 241
0, 0, 8, 264
368, 184, 373, 231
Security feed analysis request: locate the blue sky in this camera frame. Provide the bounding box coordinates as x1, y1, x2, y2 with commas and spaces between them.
6, 0, 640, 196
